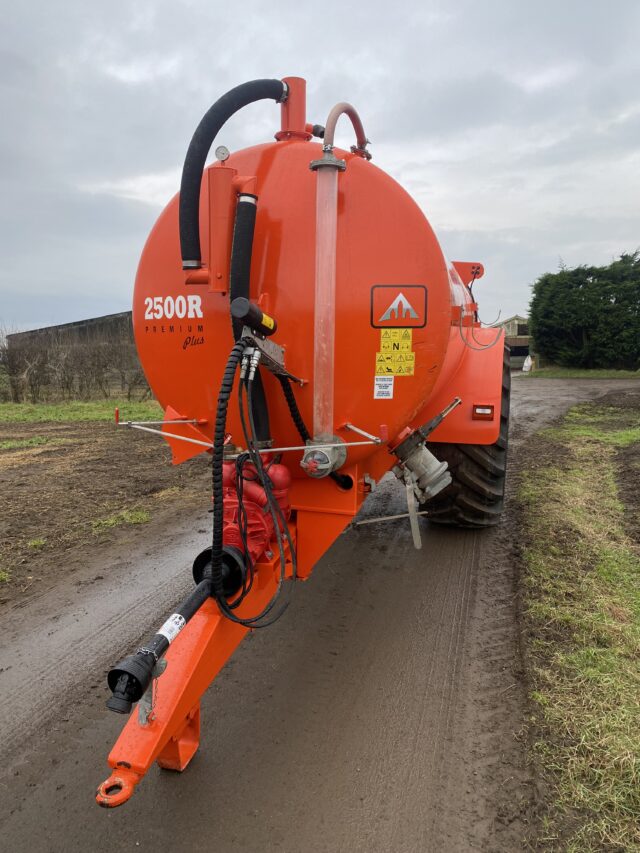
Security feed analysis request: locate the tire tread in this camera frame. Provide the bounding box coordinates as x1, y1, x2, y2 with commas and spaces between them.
422, 346, 510, 529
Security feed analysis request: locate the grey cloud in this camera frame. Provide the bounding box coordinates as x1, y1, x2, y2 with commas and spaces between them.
1, 0, 640, 328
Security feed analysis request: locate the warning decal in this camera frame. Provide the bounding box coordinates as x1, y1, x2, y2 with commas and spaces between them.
375, 329, 416, 376
374, 376, 394, 399
157, 613, 186, 644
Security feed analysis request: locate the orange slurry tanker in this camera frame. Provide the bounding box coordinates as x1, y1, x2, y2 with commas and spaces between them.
96, 76, 509, 807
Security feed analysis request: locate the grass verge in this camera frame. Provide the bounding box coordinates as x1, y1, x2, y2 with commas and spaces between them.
0, 436, 52, 450
520, 401, 640, 850
0, 399, 162, 423
91, 508, 151, 533
522, 367, 640, 379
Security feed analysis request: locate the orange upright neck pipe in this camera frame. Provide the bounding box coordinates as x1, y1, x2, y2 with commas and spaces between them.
276, 76, 311, 141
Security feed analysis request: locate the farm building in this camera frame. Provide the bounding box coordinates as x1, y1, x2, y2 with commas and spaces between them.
493, 314, 531, 369
6, 311, 133, 347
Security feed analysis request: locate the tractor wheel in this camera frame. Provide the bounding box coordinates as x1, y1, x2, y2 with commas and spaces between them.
422, 345, 510, 528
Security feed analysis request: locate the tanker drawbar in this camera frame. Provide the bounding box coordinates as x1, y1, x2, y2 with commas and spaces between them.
95, 76, 509, 807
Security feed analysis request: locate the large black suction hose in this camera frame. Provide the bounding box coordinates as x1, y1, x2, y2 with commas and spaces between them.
230, 195, 258, 340
230, 194, 271, 442
179, 78, 286, 268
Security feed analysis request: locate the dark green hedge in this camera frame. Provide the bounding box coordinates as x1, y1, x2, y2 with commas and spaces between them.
529, 253, 640, 369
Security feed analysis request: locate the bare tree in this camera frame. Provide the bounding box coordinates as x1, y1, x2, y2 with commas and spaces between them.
0, 324, 15, 402
47, 341, 77, 399
1, 328, 51, 402
3, 314, 150, 403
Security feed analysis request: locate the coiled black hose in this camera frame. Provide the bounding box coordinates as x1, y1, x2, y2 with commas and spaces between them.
179, 78, 286, 267
212, 372, 293, 627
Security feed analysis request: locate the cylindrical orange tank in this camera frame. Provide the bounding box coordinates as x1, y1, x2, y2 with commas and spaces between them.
133, 135, 473, 477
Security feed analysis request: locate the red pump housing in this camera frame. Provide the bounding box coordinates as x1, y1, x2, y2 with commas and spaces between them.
221, 460, 291, 564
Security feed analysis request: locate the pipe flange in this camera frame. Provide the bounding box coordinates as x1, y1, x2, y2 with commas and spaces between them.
310, 152, 346, 172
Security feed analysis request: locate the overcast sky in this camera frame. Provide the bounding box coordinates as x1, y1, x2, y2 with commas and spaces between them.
1, 0, 639, 330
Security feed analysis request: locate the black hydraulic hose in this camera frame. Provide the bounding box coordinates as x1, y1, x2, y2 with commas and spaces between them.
247, 355, 271, 447
278, 375, 311, 441
212, 374, 293, 628
211, 340, 247, 599
179, 78, 286, 268
229, 193, 271, 443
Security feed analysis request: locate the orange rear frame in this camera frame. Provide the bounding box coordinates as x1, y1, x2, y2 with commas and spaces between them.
96, 460, 384, 807
96, 532, 296, 807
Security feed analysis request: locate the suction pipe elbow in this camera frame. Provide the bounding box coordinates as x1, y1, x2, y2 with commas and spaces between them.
322, 102, 371, 159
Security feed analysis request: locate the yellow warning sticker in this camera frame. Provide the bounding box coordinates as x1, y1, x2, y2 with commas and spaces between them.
375, 330, 415, 376
381, 329, 410, 343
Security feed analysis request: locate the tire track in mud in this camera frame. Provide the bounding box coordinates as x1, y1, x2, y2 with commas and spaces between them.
0, 512, 212, 766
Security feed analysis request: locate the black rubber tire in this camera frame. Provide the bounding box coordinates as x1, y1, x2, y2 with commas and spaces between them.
422, 345, 510, 528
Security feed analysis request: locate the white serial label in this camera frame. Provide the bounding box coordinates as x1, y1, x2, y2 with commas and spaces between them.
144, 294, 203, 320
374, 376, 394, 399
157, 613, 186, 644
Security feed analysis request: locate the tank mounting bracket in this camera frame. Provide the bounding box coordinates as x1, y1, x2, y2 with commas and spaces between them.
241, 327, 306, 386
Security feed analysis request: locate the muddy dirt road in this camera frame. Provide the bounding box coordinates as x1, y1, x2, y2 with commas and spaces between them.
1, 378, 638, 853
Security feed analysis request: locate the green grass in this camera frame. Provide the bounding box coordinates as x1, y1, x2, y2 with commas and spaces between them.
0, 436, 76, 451
0, 569, 9, 583
542, 404, 640, 448
0, 399, 162, 423
520, 402, 640, 850
91, 508, 151, 533
27, 538, 46, 549
522, 366, 640, 379
0, 435, 52, 450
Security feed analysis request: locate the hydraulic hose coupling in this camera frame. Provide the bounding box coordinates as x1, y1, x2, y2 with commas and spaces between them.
240, 351, 251, 381
248, 349, 261, 382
